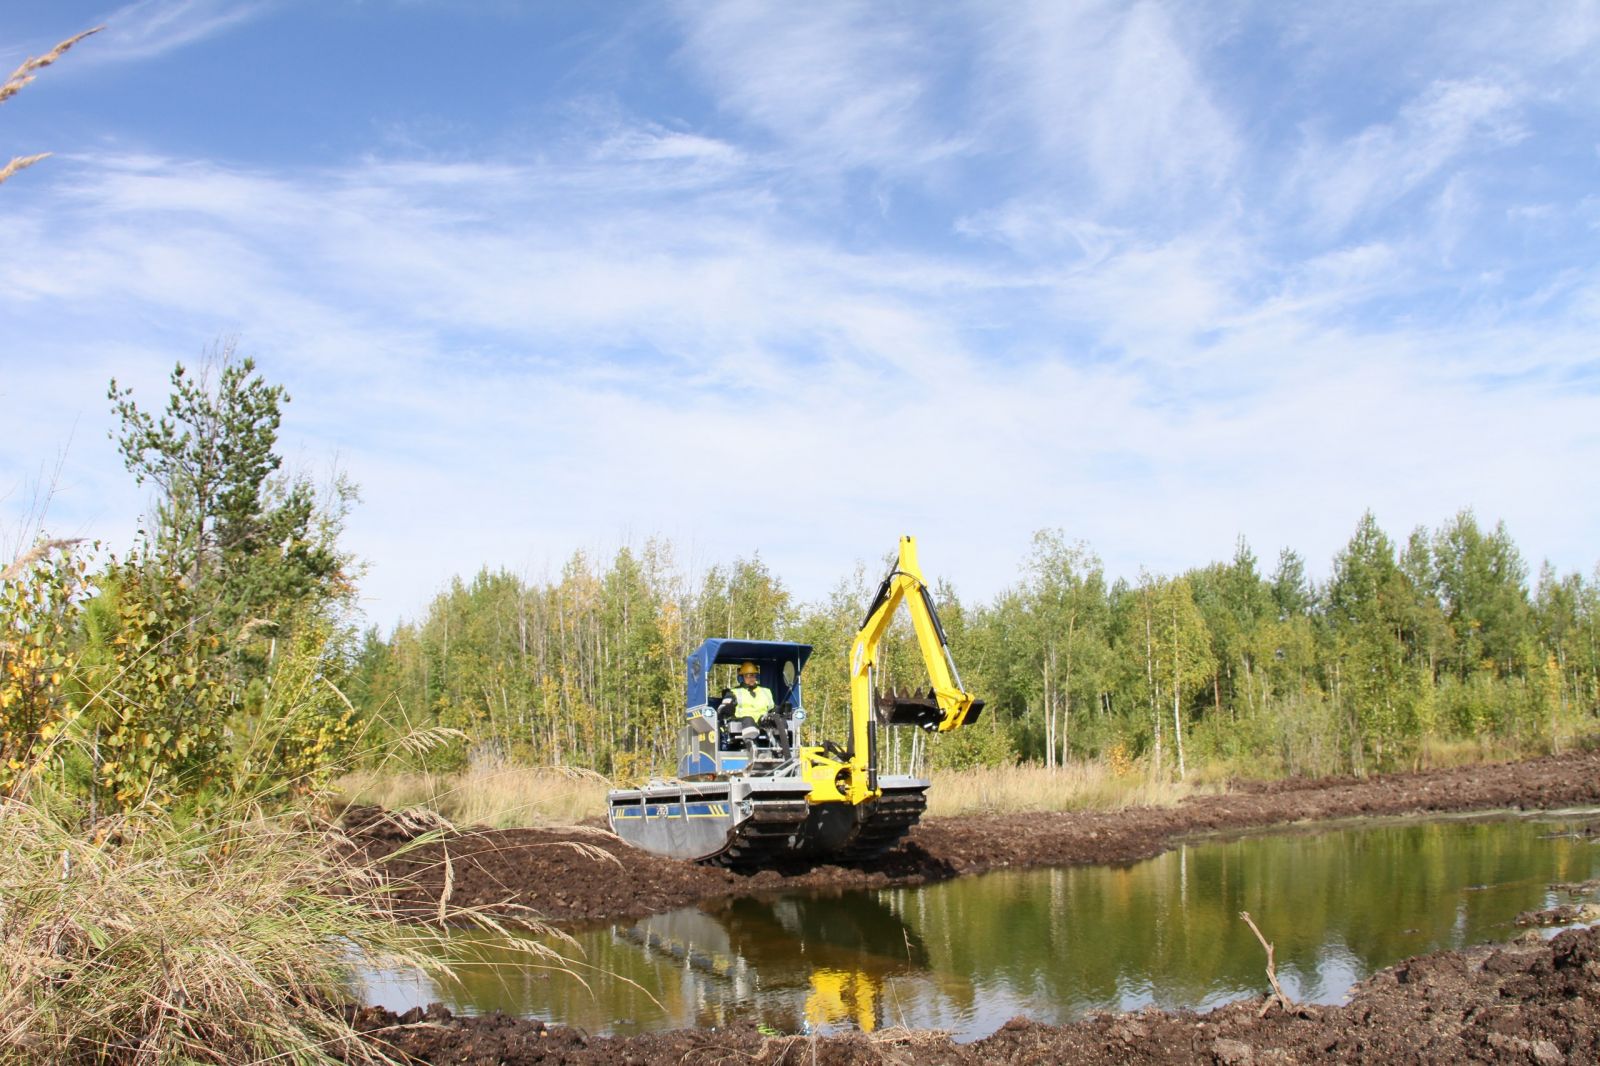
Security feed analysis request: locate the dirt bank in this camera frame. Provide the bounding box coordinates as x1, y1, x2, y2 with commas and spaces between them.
348, 922, 1600, 1064
347, 749, 1600, 927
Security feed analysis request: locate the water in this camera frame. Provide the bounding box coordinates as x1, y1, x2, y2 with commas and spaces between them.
356, 809, 1600, 1041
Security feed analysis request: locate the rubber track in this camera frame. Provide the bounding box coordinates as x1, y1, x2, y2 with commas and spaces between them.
709, 791, 927, 868
835, 790, 927, 863
709, 799, 811, 869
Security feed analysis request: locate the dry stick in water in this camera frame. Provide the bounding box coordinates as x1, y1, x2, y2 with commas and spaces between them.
1239, 911, 1312, 1018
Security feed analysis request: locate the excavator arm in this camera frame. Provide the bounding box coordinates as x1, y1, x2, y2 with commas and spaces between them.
609, 537, 983, 867
833, 535, 984, 803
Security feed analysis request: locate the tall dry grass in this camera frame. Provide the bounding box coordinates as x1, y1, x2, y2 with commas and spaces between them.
1414, 734, 1536, 771
924, 761, 1214, 817
0, 790, 429, 1063
0, 782, 581, 1065
338, 762, 611, 830
341, 759, 1211, 826
1, 27, 101, 187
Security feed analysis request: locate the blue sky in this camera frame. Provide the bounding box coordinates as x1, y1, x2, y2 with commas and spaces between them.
2, 1, 1597, 628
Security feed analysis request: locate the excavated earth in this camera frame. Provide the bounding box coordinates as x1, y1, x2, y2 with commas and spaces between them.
343, 749, 1600, 1064
347, 749, 1600, 926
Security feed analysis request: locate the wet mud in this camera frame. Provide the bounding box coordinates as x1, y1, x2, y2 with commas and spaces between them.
347, 748, 1600, 927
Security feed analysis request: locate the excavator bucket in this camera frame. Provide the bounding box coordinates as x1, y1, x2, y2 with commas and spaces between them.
877, 687, 941, 729
877, 687, 984, 730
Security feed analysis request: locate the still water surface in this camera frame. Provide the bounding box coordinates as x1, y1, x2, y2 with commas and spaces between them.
358, 810, 1600, 1040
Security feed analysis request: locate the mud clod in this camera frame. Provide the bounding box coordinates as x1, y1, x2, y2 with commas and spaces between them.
1211, 1037, 1255, 1064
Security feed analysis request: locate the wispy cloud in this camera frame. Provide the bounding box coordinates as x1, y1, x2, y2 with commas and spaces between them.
1291, 78, 1527, 239
971, 1, 1239, 214
669, 0, 963, 176
87, 0, 270, 63
6, 139, 1598, 622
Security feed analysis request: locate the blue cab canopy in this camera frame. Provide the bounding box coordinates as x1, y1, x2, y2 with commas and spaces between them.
686, 638, 812, 712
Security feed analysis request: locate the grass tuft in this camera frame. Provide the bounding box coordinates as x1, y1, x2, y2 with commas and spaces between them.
0, 27, 102, 106
1415, 735, 1529, 771
0, 786, 456, 1065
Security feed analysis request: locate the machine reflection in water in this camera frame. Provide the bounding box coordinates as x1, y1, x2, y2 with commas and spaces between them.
616, 893, 931, 1034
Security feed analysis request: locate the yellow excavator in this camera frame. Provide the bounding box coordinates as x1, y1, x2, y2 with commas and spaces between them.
607, 536, 984, 867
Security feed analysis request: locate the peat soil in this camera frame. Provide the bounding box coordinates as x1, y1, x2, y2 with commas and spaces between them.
347, 748, 1600, 927
347, 922, 1600, 1064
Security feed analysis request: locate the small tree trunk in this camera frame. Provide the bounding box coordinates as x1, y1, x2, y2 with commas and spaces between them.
1042, 656, 1054, 769
1173, 656, 1186, 781
1171, 597, 1186, 780
1145, 593, 1161, 779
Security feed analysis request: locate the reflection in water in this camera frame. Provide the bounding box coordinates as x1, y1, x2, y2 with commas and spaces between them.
355, 811, 1600, 1040
615, 894, 928, 1033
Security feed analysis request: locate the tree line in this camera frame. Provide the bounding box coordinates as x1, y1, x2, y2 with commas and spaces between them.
352, 514, 1600, 780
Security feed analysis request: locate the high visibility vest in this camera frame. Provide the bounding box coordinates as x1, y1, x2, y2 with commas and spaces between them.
732, 684, 775, 722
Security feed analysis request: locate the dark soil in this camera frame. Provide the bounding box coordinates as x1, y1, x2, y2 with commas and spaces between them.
347, 923, 1600, 1064
347, 749, 1600, 927
340, 750, 1600, 1063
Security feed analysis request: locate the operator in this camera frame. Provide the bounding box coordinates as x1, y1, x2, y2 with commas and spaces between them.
731, 662, 775, 724
727, 661, 791, 759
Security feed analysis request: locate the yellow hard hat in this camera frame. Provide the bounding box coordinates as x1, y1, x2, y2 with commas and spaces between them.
738, 661, 760, 677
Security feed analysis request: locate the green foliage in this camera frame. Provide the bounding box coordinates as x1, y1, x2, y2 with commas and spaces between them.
109, 347, 286, 589
1020, 531, 1108, 767
28, 341, 1600, 796
1430, 510, 1533, 679
79, 553, 229, 812
228, 614, 360, 799
1324, 512, 1429, 771
927, 714, 1016, 770
107, 344, 355, 675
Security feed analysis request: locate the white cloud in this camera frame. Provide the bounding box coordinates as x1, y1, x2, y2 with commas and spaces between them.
955, 202, 1127, 264
10, 145, 1598, 625
670, 0, 962, 175
1291, 78, 1527, 238
971, 0, 1239, 211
